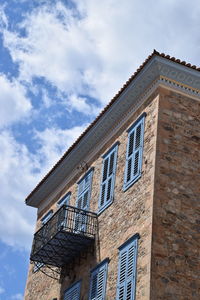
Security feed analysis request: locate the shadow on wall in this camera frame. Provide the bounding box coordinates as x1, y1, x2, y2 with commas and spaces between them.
59, 219, 100, 299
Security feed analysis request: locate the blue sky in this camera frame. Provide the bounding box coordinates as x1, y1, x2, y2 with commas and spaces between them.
0, 0, 200, 299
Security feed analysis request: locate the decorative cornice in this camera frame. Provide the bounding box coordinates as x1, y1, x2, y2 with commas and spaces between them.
26, 52, 200, 208
159, 75, 200, 97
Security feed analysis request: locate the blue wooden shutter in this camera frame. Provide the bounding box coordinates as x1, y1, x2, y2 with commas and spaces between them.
116, 237, 138, 300
41, 210, 53, 240
77, 169, 93, 210
64, 281, 81, 300
41, 210, 53, 225
57, 192, 71, 208
57, 193, 71, 229
99, 144, 118, 211
75, 169, 93, 232
124, 115, 145, 190
89, 261, 108, 300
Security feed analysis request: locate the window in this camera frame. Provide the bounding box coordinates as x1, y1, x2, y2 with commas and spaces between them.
76, 168, 93, 211
124, 113, 146, 191
57, 192, 71, 208
116, 234, 139, 300
75, 169, 93, 232
57, 193, 71, 230
41, 210, 53, 244
89, 259, 109, 300
64, 281, 81, 300
41, 210, 53, 225
99, 143, 119, 213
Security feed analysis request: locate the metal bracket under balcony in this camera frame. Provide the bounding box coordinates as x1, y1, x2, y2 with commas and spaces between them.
30, 205, 97, 268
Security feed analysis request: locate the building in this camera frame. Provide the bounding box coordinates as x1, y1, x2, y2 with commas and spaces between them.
24, 50, 200, 300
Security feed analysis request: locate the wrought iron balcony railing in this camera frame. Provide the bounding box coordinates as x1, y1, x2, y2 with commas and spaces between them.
30, 205, 97, 268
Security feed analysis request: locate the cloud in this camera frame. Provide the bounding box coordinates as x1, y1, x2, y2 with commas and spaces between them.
34, 124, 88, 169
64, 94, 101, 116
2, 0, 200, 111
0, 131, 38, 250
0, 75, 32, 128
0, 124, 87, 251
0, 287, 5, 294
2, 2, 98, 96
11, 294, 23, 300
41, 89, 53, 108
0, 4, 7, 28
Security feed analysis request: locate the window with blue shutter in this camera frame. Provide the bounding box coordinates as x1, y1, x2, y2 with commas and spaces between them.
41, 210, 53, 225
99, 143, 119, 213
76, 168, 93, 210
116, 234, 139, 300
89, 259, 109, 300
64, 281, 81, 300
41, 210, 53, 235
124, 113, 146, 191
75, 169, 93, 232
57, 192, 71, 208
57, 192, 71, 230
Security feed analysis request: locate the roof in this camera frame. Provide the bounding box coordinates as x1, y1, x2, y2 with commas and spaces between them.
25, 50, 200, 206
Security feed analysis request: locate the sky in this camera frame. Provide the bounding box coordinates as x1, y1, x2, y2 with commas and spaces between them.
0, 0, 200, 299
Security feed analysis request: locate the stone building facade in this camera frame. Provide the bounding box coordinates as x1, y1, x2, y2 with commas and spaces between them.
24, 51, 200, 300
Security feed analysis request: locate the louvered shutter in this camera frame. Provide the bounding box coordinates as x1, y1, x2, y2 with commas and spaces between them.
64, 281, 81, 300
41, 210, 53, 225
57, 192, 71, 208
57, 193, 71, 229
116, 237, 138, 300
75, 169, 93, 232
99, 144, 118, 211
77, 171, 92, 210
74, 195, 83, 231
41, 210, 53, 241
89, 261, 108, 300
57, 205, 66, 230
124, 115, 145, 189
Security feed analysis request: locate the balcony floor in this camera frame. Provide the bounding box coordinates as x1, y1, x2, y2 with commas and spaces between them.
31, 229, 95, 267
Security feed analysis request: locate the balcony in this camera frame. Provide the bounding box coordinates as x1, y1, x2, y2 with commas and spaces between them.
30, 205, 97, 268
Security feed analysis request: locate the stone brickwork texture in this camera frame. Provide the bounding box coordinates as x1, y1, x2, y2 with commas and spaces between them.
151, 88, 200, 300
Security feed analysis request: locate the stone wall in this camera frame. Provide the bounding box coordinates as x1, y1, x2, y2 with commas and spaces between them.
151, 88, 200, 300
24, 93, 159, 300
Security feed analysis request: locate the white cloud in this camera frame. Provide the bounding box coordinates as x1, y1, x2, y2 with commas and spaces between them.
0, 131, 38, 250
65, 94, 101, 116
0, 4, 7, 28
41, 89, 53, 108
1, 0, 200, 111
34, 124, 88, 170
11, 293, 23, 300
0, 124, 87, 251
0, 287, 5, 294
0, 75, 32, 128
2, 3, 97, 96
